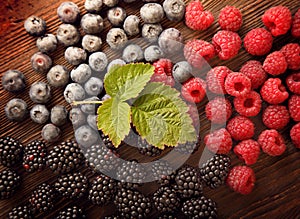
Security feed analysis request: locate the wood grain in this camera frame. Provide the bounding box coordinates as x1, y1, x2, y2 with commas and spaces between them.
0, 0, 300, 218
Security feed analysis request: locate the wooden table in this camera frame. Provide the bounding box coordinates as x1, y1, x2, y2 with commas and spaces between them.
0, 0, 299, 218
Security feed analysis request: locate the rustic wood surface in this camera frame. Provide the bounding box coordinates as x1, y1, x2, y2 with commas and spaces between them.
0, 0, 300, 218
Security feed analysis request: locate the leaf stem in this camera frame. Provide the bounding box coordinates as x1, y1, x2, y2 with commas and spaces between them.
71, 100, 104, 106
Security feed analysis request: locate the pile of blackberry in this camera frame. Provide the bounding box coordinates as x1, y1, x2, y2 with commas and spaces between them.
23, 140, 47, 172
182, 196, 218, 218
0, 136, 23, 167
153, 186, 180, 214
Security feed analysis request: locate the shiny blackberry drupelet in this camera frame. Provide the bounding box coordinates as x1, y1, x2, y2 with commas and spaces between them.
104, 215, 120, 219
137, 138, 162, 157
23, 140, 47, 172
100, 132, 115, 150
150, 160, 176, 186
0, 136, 23, 167
47, 139, 85, 174
158, 214, 178, 219
200, 154, 231, 189
174, 140, 199, 154
181, 196, 218, 219
28, 183, 56, 214
153, 186, 180, 213
8, 205, 33, 219
88, 174, 117, 205
0, 168, 21, 199
55, 205, 86, 219
54, 172, 88, 199
114, 187, 152, 218
174, 165, 203, 198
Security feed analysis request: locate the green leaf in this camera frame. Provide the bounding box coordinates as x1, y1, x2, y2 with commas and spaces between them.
97, 98, 131, 147
104, 63, 154, 101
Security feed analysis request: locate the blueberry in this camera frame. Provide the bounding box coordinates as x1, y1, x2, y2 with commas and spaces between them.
47, 65, 69, 87
172, 61, 193, 84
140, 3, 164, 23
41, 124, 61, 143
69, 107, 86, 129
81, 96, 100, 114
36, 34, 58, 53
122, 44, 144, 63
5, 98, 28, 122
75, 125, 99, 147
85, 0, 103, 13
50, 105, 68, 126
24, 15, 46, 36
70, 64, 92, 84
89, 52, 108, 72
82, 34, 102, 53
30, 104, 49, 124
57, 1, 80, 24
64, 83, 86, 104
56, 24, 80, 47
107, 59, 126, 72
65, 47, 87, 66
31, 52, 52, 73
103, 0, 119, 7
107, 7, 126, 26
81, 13, 104, 34
158, 27, 183, 54
87, 115, 98, 130
144, 45, 164, 62
123, 15, 140, 36
106, 28, 128, 50
1, 70, 26, 92
163, 0, 185, 22
142, 23, 163, 42
84, 77, 103, 96
29, 81, 51, 104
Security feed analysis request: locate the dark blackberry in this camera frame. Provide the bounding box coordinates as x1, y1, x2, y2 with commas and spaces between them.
47, 139, 85, 174
158, 214, 178, 219
55, 205, 86, 219
114, 187, 152, 218
0, 136, 23, 167
100, 132, 115, 150
174, 165, 203, 198
0, 168, 21, 199
23, 140, 47, 172
181, 196, 218, 219
88, 174, 117, 205
137, 138, 162, 157
200, 154, 231, 189
104, 215, 120, 219
153, 186, 180, 213
150, 160, 176, 186
54, 172, 88, 199
28, 183, 56, 214
174, 140, 199, 154
8, 205, 33, 219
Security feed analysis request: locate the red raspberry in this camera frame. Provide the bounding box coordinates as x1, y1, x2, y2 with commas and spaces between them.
243, 28, 273, 56
262, 6, 292, 36
206, 66, 232, 94
184, 39, 215, 69
233, 91, 262, 117
185, 1, 214, 31
150, 74, 175, 87
226, 166, 255, 195
258, 129, 286, 156
240, 60, 268, 89
153, 59, 173, 76
260, 78, 289, 104
187, 104, 200, 129
263, 51, 287, 76
224, 72, 251, 97
280, 43, 300, 70
205, 97, 232, 124
262, 105, 290, 130
226, 115, 255, 141
234, 139, 260, 165
290, 122, 300, 148
181, 77, 206, 103
292, 9, 300, 38
286, 72, 300, 94
218, 6, 243, 32
204, 128, 232, 154
212, 30, 242, 60
288, 94, 300, 122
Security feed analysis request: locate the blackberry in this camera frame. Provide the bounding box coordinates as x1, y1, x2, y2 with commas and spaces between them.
88, 174, 117, 205
104, 215, 120, 219
55, 205, 86, 219
0, 168, 21, 199
137, 138, 162, 157
0, 136, 23, 167
29, 183, 56, 214
100, 132, 115, 150
114, 187, 152, 218
153, 186, 180, 213
200, 154, 231, 189
8, 205, 33, 219
47, 140, 85, 174
23, 140, 47, 172
174, 140, 199, 154
54, 172, 88, 199
150, 160, 176, 186
174, 165, 203, 198
158, 214, 178, 219
181, 196, 218, 219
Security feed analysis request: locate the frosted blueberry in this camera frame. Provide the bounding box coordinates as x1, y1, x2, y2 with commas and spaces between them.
82, 35, 102, 53
2, 70, 26, 92
89, 52, 108, 72
30, 104, 49, 124
144, 45, 164, 62
47, 65, 69, 87
29, 82, 51, 104
84, 77, 104, 96
64, 83, 86, 103
75, 125, 99, 147
122, 44, 144, 63
5, 98, 28, 122
36, 34, 58, 53
70, 64, 92, 84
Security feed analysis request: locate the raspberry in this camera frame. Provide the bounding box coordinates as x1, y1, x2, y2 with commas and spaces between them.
204, 128, 232, 154
212, 30, 242, 60
226, 115, 255, 141
181, 77, 206, 103
290, 122, 300, 148
205, 97, 232, 124
263, 51, 287, 76
280, 43, 300, 70
258, 129, 286, 156
288, 94, 300, 122
260, 78, 289, 104
206, 66, 232, 94
240, 60, 268, 89
184, 39, 215, 69
150, 73, 175, 87
187, 104, 200, 129
226, 166, 255, 195
233, 91, 262, 117
291, 9, 300, 38
262, 105, 290, 130
262, 6, 292, 36
224, 72, 251, 97
244, 28, 273, 56
153, 59, 173, 76
286, 72, 300, 94
234, 139, 260, 165
218, 6, 243, 32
